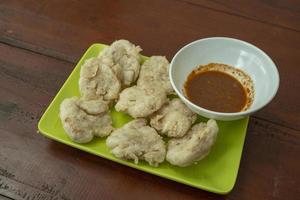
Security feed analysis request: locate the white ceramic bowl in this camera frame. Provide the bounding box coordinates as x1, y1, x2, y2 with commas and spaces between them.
169, 37, 280, 121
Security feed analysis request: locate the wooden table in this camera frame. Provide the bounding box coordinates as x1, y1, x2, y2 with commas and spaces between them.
0, 1, 299, 199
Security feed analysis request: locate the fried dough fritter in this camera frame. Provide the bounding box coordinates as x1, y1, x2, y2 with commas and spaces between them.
115, 85, 167, 118
98, 39, 142, 86
166, 119, 219, 167
106, 119, 166, 166
150, 98, 197, 137
60, 97, 113, 143
79, 57, 121, 101
137, 56, 174, 94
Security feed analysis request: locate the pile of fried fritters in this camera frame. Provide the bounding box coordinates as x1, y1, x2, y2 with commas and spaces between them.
59, 40, 219, 167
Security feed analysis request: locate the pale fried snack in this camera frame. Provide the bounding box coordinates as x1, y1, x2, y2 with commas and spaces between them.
98, 39, 142, 86
150, 98, 197, 137
106, 119, 166, 166
166, 119, 218, 167
60, 97, 113, 143
115, 85, 167, 118
79, 57, 121, 101
61, 39, 219, 168
137, 56, 174, 94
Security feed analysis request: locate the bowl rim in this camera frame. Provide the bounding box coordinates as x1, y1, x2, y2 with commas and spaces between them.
169, 37, 280, 117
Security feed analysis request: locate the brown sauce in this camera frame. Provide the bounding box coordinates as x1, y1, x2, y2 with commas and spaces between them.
184, 64, 250, 113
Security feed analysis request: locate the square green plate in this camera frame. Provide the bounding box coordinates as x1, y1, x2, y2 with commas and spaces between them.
38, 43, 249, 194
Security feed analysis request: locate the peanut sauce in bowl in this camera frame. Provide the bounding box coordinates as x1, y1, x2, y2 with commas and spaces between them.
183, 63, 254, 113
169, 37, 279, 121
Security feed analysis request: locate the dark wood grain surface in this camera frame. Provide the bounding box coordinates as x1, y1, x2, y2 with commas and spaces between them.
0, 1, 299, 199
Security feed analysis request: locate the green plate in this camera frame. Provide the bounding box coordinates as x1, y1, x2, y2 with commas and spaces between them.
38, 43, 249, 194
